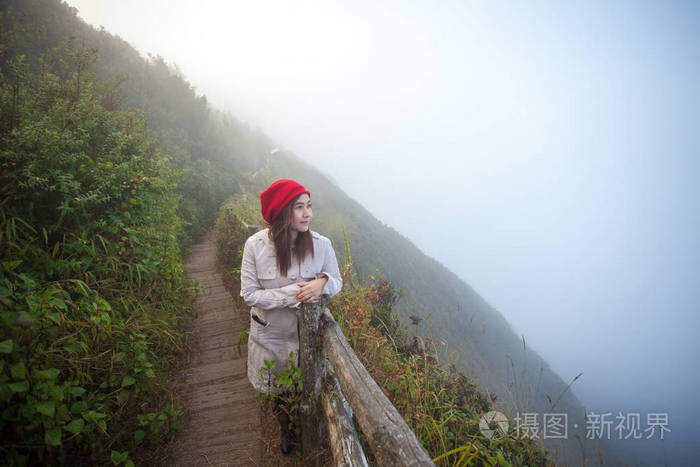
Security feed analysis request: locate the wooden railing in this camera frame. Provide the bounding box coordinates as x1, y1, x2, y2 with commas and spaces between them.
298, 300, 435, 466
233, 213, 434, 466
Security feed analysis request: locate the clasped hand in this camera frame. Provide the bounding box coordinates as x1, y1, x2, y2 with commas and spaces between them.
295, 277, 328, 304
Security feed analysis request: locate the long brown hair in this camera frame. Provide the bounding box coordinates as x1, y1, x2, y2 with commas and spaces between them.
267, 194, 314, 277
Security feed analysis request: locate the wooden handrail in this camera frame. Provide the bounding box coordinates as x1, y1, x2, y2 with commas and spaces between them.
297, 301, 434, 466
320, 309, 435, 466
322, 374, 368, 467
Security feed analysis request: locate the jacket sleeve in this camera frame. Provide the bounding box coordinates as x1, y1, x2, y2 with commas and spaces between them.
317, 237, 343, 298
240, 237, 300, 310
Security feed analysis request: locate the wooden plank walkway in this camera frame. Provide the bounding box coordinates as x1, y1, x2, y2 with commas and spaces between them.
171, 231, 262, 466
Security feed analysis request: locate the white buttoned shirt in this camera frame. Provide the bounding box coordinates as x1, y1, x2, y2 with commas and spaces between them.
240, 228, 342, 392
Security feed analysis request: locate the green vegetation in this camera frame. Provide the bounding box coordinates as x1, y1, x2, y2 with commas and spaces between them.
0, 39, 190, 465
329, 270, 552, 466
213, 194, 263, 277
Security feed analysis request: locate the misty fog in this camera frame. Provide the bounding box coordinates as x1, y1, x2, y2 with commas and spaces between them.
67, 0, 700, 464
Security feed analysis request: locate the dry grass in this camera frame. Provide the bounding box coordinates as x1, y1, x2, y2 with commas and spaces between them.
258, 399, 303, 466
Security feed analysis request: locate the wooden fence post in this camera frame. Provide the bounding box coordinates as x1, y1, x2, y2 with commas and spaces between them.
296, 297, 330, 465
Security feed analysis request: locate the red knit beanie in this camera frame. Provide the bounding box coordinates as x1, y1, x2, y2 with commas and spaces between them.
260, 179, 310, 223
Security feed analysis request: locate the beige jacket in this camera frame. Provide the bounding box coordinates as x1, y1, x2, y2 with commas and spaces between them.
240, 228, 342, 392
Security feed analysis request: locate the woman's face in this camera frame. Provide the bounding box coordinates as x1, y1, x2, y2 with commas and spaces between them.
290, 193, 312, 233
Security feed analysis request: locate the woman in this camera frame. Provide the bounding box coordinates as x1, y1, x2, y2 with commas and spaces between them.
239, 179, 342, 454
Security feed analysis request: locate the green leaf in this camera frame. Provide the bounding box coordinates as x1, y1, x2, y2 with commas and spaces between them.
37, 401, 55, 417
121, 375, 135, 387
83, 410, 107, 422
71, 386, 86, 396
64, 418, 84, 434
134, 429, 145, 443
9, 381, 29, 392
96, 419, 107, 432
56, 404, 69, 418
65, 342, 86, 355
144, 368, 155, 379
48, 298, 67, 310
10, 362, 26, 379
117, 390, 130, 405
35, 368, 60, 380
70, 401, 87, 414
0, 339, 13, 354
111, 450, 128, 465
45, 426, 61, 446
47, 312, 62, 324
2, 260, 22, 272
125, 461, 134, 467
52, 242, 60, 258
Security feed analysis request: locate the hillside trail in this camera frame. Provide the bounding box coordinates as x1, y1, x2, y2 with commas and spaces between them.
169, 231, 263, 465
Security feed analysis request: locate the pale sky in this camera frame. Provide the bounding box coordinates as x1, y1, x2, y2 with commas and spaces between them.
67, 1, 700, 463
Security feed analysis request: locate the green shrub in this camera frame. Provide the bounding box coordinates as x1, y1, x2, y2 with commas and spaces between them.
214, 195, 262, 277
0, 40, 193, 464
